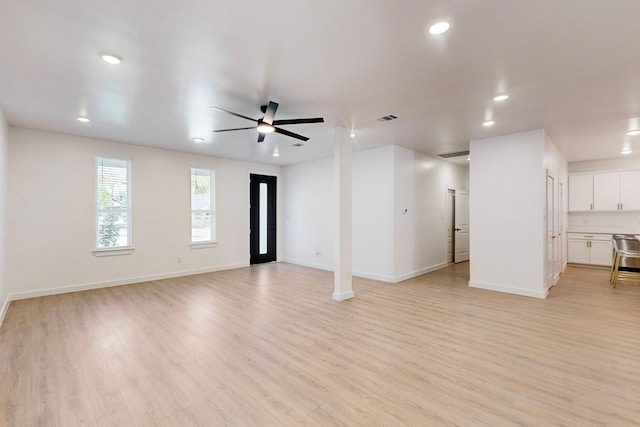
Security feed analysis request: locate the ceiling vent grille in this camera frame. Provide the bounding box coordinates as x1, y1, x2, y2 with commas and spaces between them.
438, 150, 470, 159
377, 114, 398, 122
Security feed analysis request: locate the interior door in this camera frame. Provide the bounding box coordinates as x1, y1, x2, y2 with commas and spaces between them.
546, 174, 555, 288
250, 174, 277, 264
446, 189, 455, 263
454, 190, 469, 263
555, 181, 563, 278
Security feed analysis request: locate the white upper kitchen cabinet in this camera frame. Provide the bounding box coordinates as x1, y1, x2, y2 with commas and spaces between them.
569, 170, 640, 212
593, 173, 620, 211
620, 171, 640, 210
568, 174, 593, 211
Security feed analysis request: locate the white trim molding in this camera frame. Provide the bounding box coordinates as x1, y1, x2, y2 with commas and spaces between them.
0, 295, 10, 328
8, 262, 248, 301
469, 280, 549, 299
93, 247, 135, 257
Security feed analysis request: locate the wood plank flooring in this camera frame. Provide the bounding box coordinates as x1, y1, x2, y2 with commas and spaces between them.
1, 262, 639, 426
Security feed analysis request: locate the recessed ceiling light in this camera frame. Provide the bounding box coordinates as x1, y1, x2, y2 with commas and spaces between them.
192, 137, 204, 143
99, 52, 123, 65
350, 132, 356, 138
493, 94, 509, 102
273, 151, 280, 157
77, 116, 90, 123
626, 130, 640, 136
428, 22, 450, 35
483, 120, 495, 127
621, 149, 633, 155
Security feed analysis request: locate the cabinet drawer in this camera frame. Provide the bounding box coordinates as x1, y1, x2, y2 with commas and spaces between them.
567, 233, 612, 241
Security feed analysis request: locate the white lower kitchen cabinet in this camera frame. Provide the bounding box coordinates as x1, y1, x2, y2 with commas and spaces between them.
589, 240, 614, 266
567, 233, 613, 267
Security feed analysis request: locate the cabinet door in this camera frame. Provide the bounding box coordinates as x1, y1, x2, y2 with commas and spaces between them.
568, 175, 593, 211
567, 239, 589, 264
593, 173, 620, 211
620, 171, 640, 210
589, 240, 613, 267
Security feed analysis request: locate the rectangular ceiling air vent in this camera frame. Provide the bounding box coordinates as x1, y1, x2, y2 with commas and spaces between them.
438, 150, 470, 159
377, 114, 398, 122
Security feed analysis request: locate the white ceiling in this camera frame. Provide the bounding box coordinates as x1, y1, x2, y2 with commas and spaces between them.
2, 0, 640, 166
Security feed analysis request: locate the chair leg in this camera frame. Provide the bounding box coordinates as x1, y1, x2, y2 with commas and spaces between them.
612, 254, 621, 288
610, 252, 619, 284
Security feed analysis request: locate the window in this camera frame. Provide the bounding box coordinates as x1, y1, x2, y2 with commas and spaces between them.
96, 157, 131, 249
191, 168, 215, 243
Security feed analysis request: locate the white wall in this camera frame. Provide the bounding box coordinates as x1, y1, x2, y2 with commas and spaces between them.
470, 129, 551, 298
0, 110, 8, 324
6, 127, 281, 299
393, 146, 416, 279
352, 146, 395, 280
283, 144, 468, 283
282, 156, 335, 270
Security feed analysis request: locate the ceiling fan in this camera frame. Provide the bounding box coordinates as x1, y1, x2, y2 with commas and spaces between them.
211, 101, 324, 143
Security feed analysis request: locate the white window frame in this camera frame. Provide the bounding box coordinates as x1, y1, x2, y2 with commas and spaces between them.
94, 157, 133, 256
190, 167, 217, 248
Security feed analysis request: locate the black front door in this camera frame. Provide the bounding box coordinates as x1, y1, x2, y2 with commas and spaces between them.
249, 174, 277, 264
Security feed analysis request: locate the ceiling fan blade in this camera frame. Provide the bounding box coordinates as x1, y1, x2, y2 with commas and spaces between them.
210, 106, 258, 123
257, 133, 266, 143
212, 127, 256, 133
273, 118, 324, 125
274, 127, 309, 141
262, 101, 279, 125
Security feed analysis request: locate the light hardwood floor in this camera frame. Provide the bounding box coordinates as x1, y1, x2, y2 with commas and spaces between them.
1, 262, 639, 426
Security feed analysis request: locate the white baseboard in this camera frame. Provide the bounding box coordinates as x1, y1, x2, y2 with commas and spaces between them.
283, 259, 448, 284
469, 280, 549, 299
354, 262, 448, 284
0, 293, 9, 328
332, 290, 355, 301
392, 263, 449, 283
8, 263, 248, 302
282, 258, 334, 272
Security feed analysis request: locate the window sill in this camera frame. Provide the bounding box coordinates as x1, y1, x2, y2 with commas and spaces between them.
190, 241, 219, 249
93, 247, 135, 257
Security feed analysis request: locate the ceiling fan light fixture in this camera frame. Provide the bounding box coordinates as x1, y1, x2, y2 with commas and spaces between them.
77, 116, 90, 123
626, 130, 640, 136
192, 137, 204, 143
483, 120, 495, 127
621, 149, 633, 155
257, 122, 275, 133
493, 94, 509, 102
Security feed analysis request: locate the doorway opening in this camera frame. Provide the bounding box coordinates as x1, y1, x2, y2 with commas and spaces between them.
250, 174, 277, 265
446, 188, 469, 263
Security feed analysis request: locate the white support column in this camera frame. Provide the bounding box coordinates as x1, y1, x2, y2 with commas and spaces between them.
333, 127, 354, 301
